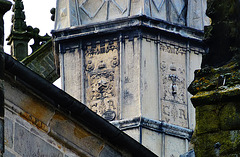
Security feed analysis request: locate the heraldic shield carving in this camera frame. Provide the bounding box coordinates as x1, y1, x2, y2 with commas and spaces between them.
84, 40, 119, 121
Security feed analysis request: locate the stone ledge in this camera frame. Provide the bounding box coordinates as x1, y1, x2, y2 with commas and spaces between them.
191, 84, 240, 107
111, 117, 193, 140
52, 15, 204, 43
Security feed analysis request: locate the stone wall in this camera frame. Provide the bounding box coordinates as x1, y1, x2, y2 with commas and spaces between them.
3, 74, 129, 157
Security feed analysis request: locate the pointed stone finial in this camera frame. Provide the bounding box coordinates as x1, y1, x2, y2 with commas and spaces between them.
6, 0, 51, 60
12, 0, 27, 32
7, 0, 29, 60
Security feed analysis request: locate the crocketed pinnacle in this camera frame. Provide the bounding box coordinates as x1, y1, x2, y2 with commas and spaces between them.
11, 0, 27, 32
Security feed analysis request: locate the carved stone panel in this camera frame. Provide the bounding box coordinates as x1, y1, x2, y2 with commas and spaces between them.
159, 41, 188, 128
162, 101, 188, 128
84, 41, 119, 121
160, 42, 187, 104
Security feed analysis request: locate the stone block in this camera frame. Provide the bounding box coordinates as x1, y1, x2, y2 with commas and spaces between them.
63, 48, 83, 102
4, 117, 13, 148
219, 102, 240, 131
195, 105, 220, 135
122, 128, 140, 143
49, 112, 114, 156
142, 128, 162, 156
14, 123, 63, 157
99, 145, 121, 157
3, 149, 16, 157
193, 131, 240, 157
165, 135, 186, 157
141, 39, 159, 120
121, 38, 141, 119
4, 81, 55, 126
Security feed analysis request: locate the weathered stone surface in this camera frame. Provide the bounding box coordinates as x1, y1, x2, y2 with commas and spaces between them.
84, 41, 120, 120
159, 39, 188, 128
55, 0, 207, 30
195, 105, 220, 135
121, 37, 141, 119
219, 102, 240, 131
180, 149, 195, 157
142, 128, 162, 156
49, 112, 116, 157
141, 38, 159, 120
4, 81, 55, 128
63, 48, 83, 101
188, 1, 240, 156
3, 149, 16, 157
165, 134, 186, 157
193, 130, 240, 157
4, 117, 13, 148
202, 0, 240, 67
99, 145, 121, 157
14, 123, 63, 157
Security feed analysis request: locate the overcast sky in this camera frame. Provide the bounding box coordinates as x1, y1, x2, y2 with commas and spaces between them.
3, 0, 56, 53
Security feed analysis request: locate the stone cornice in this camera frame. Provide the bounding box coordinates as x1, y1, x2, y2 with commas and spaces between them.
111, 116, 193, 140
52, 15, 204, 43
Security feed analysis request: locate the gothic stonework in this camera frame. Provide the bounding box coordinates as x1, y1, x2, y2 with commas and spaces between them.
84, 41, 119, 121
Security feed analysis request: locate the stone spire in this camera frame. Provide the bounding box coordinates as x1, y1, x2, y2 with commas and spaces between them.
7, 0, 51, 61
7, 0, 29, 60
11, 0, 27, 32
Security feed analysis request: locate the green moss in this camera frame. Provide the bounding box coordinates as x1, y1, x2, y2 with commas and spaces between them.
195, 105, 220, 135
193, 131, 240, 157
220, 102, 240, 130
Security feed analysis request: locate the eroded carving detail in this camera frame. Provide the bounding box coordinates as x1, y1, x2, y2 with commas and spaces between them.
160, 41, 188, 128
162, 102, 188, 127
85, 41, 119, 121
160, 61, 186, 104
160, 42, 186, 54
